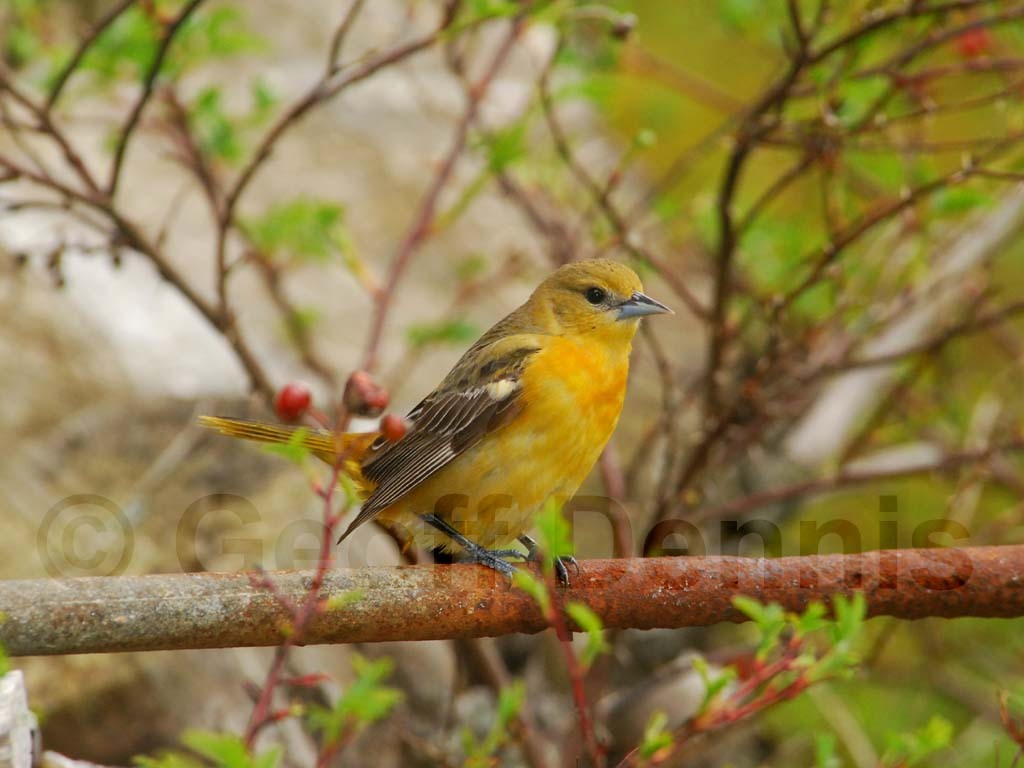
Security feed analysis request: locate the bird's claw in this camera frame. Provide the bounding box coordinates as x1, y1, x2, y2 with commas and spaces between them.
464, 547, 518, 578
487, 548, 531, 561
517, 534, 578, 586
461, 547, 578, 585
421, 514, 520, 579
419, 516, 580, 584
553, 555, 580, 587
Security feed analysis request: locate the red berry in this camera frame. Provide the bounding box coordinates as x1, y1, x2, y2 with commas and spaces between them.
275, 381, 312, 422
956, 27, 991, 59
343, 370, 389, 416
380, 413, 408, 442
364, 389, 389, 412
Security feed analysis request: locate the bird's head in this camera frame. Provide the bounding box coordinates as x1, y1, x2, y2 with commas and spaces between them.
529, 259, 673, 340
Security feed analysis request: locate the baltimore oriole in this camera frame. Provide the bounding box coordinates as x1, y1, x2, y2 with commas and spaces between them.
200, 259, 671, 582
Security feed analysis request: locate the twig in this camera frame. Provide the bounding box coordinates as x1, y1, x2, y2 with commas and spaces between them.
817, 298, 1024, 375
703, 8, 809, 417
361, 14, 525, 371
695, 438, 1024, 523
107, 0, 205, 198
243, 404, 355, 748
458, 638, 552, 768
45, 0, 138, 112
536, 41, 708, 320
214, 2, 465, 321
326, 0, 368, 74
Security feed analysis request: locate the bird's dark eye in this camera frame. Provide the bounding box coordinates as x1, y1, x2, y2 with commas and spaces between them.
584, 287, 606, 305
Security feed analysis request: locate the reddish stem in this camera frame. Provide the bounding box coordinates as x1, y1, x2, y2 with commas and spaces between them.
545, 577, 604, 767
361, 17, 525, 372
243, 406, 354, 748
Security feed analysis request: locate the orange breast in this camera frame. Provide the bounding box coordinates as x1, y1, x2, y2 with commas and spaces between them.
519, 335, 629, 448
373, 334, 632, 550
206, 330, 635, 553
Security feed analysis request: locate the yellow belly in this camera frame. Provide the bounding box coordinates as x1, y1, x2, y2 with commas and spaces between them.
377, 335, 630, 550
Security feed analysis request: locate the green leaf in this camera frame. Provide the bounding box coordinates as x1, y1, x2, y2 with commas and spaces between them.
1005, 688, 1024, 717
72, 4, 264, 88
496, 680, 525, 728
830, 592, 866, 648
534, 498, 573, 571
285, 306, 321, 337
483, 122, 528, 173
134, 753, 204, 768
460, 726, 482, 760
244, 198, 349, 263
466, 0, 520, 21
881, 716, 954, 767
566, 602, 610, 668
463, 680, 525, 764
559, 73, 616, 107
717, 0, 759, 30
176, 730, 282, 768
436, 169, 492, 232
792, 281, 835, 321
4, 24, 40, 69
848, 151, 904, 188
512, 569, 550, 614
732, 595, 766, 624
633, 128, 658, 150
638, 711, 673, 760
793, 601, 828, 638
835, 76, 889, 128
406, 318, 480, 348
252, 752, 282, 768
247, 79, 278, 127
262, 428, 311, 466
79, 7, 160, 85
692, 656, 737, 714
814, 733, 841, 768
930, 186, 990, 216
652, 193, 682, 225
454, 254, 488, 281
181, 731, 245, 767
189, 86, 242, 163
732, 595, 786, 659
338, 474, 362, 507
324, 589, 364, 611
307, 654, 402, 746
178, 6, 266, 66
807, 593, 866, 682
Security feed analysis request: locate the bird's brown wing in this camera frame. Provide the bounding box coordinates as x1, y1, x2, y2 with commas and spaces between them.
336, 343, 539, 542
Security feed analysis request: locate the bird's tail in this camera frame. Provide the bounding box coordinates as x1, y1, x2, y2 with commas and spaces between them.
198, 415, 378, 469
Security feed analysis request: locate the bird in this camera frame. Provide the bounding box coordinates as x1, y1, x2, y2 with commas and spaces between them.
200, 259, 672, 583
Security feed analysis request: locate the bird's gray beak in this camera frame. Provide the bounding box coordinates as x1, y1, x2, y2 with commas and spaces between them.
617, 291, 673, 320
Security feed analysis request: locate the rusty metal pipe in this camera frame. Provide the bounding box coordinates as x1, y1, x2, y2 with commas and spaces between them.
2, 546, 1022, 656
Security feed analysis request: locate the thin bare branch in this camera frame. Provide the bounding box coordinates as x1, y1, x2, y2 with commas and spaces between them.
107, 0, 205, 198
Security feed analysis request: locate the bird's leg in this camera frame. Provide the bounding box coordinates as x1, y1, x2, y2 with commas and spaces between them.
421, 514, 525, 578
518, 534, 579, 587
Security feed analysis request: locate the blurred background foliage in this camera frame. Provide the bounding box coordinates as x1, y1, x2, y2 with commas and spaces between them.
3, 0, 1024, 766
